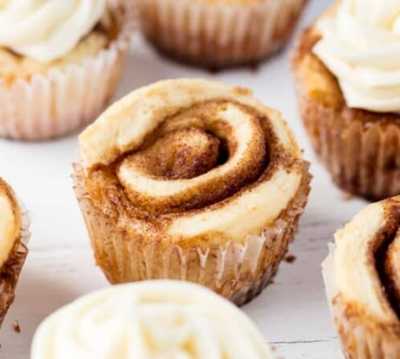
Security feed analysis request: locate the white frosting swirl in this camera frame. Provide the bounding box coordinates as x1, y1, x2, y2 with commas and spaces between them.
0, 0, 106, 62
313, 0, 400, 113
31, 281, 274, 359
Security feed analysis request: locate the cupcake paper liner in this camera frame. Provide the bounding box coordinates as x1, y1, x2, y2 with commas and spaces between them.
322, 228, 400, 358
73, 164, 310, 305
330, 296, 400, 359
0, 202, 30, 326
136, 0, 307, 69
296, 89, 400, 201
0, 5, 135, 141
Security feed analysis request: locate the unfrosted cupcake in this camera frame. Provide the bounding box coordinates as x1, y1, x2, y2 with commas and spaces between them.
32, 281, 275, 358
136, 0, 308, 69
0, 0, 134, 141
73, 78, 311, 305
0, 178, 29, 326
293, 0, 400, 200
323, 197, 400, 358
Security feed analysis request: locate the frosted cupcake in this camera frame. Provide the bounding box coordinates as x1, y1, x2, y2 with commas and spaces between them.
0, 0, 133, 141
73, 78, 311, 305
0, 178, 29, 326
293, 0, 400, 200
136, 0, 308, 69
32, 281, 275, 358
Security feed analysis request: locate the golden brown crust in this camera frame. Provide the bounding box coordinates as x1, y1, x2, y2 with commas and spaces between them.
74, 80, 311, 303
137, 0, 308, 69
0, 178, 21, 239
78, 99, 307, 245
73, 160, 311, 305
0, 241, 28, 326
328, 198, 400, 358
0, 178, 27, 326
293, 27, 400, 200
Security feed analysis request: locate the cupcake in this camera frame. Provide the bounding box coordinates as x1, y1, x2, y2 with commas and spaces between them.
32, 280, 275, 358
136, 0, 308, 70
0, 178, 29, 326
293, 0, 400, 200
322, 197, 400, 358
73, 79, 311, 305
0, 0, 134, 141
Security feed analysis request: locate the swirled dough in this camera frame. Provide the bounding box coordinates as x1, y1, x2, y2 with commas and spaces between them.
0, 179, 20, 268
80, 79, 305, 243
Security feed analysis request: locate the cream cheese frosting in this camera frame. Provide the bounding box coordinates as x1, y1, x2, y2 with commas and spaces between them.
31, 281, 274, 359
0, 181, 19, 268
313, 0, 400, 113
0, 0, 106, 63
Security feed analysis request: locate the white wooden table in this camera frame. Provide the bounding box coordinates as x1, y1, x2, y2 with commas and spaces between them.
0, 1, 365, 357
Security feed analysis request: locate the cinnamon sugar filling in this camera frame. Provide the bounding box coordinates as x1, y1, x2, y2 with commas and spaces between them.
84, 99, 297, 221
374, 200, 400, 319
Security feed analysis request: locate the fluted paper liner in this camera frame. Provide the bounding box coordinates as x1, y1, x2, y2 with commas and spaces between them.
136, 0, 307, 69
293, 27, 400, 201
0, 5, 135, 141
297, 90, 400, 201
73, 164, 310, 305
323, 251, 400, 358
0, 203, 29, 327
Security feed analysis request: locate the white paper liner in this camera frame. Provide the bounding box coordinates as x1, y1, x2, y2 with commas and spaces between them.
73, 164, 310, 306
322, 243, 400, 358
0, 5, 135, 141
293, 28, 400, 201
322, 244, 337, 312
136, 0, 307, 68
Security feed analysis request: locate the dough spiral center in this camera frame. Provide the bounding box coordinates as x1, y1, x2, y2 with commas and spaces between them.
79, 79, 306, 243
117, 101, 269, 214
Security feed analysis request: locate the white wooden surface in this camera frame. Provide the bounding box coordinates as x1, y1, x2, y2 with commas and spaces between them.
0, 1, 366, 357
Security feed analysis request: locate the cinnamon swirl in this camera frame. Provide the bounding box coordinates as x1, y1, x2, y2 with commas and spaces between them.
0, 178, 28, 326
323, 197, 400, 358
73, 79, 311, 305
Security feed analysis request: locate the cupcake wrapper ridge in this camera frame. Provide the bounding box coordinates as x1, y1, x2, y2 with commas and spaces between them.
0, 4, 135, 141
137, 0, 307, 69
73, 163, 310, 305
296, 87, 400, 201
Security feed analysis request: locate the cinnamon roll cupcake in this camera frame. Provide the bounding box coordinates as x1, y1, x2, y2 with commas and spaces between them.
136, 0, 308, 69
0, 178, 29, 326
0, 0, 134, 141
323, 197, 400, 358
73, 79, 311, 305
293, 0, 400, 200
32, 281, 275, 358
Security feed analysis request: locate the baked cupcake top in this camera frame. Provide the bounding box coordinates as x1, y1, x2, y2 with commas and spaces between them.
79, 79, 308, 245
0, 178, 20, 268
31, 281, 275, 358
313, 0, 400, 113
323, 197, 400, 323
0, 0, 106, 62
